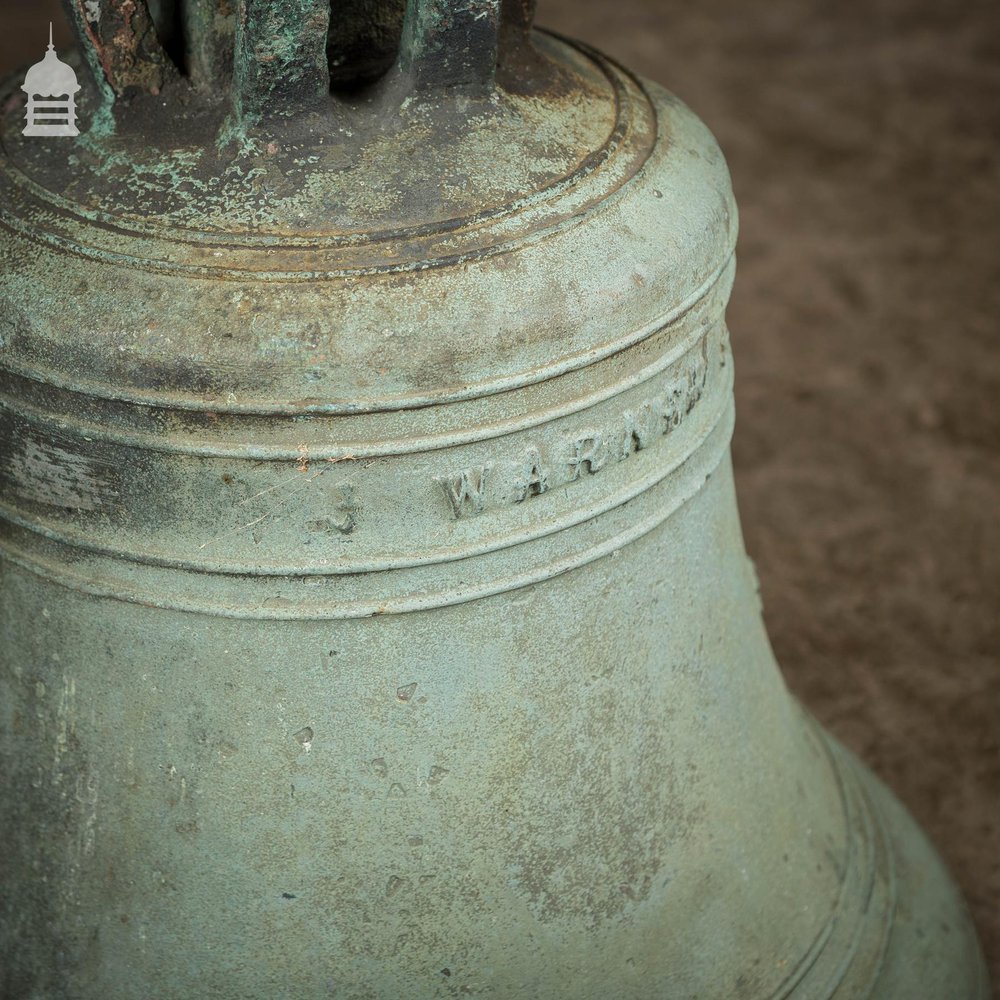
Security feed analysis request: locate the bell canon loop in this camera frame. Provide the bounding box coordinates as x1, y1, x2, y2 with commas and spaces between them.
0, 2, 989, 997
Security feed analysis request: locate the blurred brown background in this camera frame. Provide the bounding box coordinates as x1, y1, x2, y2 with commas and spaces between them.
2, 0, 997, 984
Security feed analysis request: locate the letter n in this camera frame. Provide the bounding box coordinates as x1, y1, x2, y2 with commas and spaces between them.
620, 402, 658, 459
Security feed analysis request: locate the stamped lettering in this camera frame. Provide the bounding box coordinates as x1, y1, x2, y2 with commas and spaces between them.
516, 448, 548, 501
567, 435, 608, 481
437, 342, 709, 519
436, 466, 489, 518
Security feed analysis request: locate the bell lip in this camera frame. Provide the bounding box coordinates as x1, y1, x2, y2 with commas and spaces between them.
813, 731, 990, 1000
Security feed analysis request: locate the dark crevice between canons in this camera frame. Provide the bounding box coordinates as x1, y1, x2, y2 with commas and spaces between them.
62, 0, 555, 114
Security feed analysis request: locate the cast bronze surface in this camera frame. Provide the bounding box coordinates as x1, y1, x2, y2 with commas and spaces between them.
0, 2, 989, 997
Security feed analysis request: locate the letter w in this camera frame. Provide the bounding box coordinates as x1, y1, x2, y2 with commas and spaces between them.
437, 466, 490, 519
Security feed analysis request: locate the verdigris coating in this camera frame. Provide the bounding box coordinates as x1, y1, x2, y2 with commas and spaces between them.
0, 2, 989, 997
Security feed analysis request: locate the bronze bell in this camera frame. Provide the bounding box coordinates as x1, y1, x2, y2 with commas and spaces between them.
0, 2, 989, 997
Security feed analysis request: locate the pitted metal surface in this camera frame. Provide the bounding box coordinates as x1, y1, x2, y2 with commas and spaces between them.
0, 2, 988, 998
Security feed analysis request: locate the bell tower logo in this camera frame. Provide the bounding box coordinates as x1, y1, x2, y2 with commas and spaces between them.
21, 23, 81, 138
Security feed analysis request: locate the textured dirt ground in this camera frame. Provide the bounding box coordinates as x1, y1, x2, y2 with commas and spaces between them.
1, 0, 997, 986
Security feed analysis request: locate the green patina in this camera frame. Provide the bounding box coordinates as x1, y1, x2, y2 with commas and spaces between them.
0, 3, 988, 998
